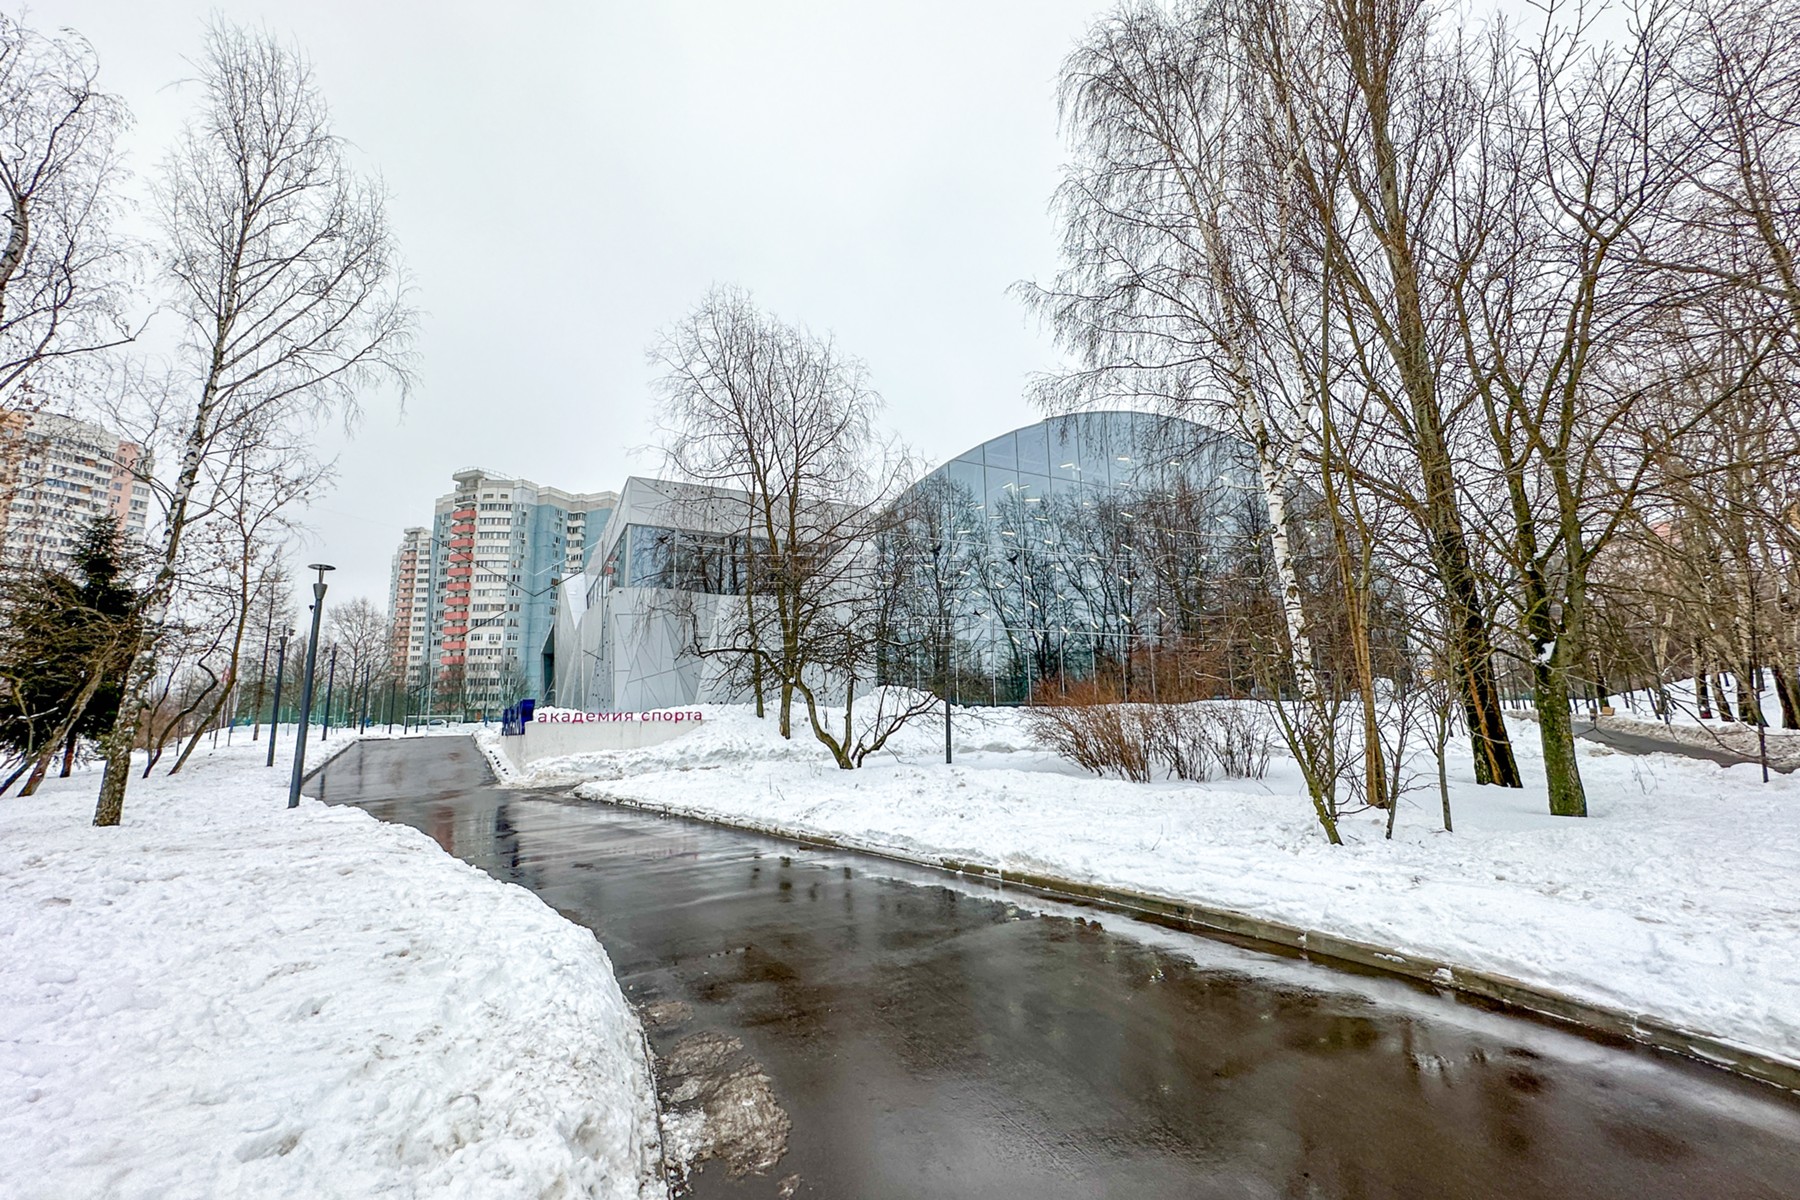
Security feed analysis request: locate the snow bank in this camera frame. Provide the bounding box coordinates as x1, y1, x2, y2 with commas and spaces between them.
509, 700, 1800, 1077
0, 738, 665, 1200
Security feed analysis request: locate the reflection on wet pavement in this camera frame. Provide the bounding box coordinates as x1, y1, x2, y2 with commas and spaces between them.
311, 738, 1800, 1200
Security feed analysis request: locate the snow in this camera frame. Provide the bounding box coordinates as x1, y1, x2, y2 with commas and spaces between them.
1585, 677, 1800, 770
488, 697, 1800, 1077
0, 737, 666, 1200
1612, 674, 1797, 733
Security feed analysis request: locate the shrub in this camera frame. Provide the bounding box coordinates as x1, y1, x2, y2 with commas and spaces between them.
1022, 684, 1272, 783
1021, 680, 1152, 782
1200, 703, 1273, 779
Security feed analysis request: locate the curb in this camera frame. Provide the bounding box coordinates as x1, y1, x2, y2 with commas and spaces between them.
581, 786, 1800, 1096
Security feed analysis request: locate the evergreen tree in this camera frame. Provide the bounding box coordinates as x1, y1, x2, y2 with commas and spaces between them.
0, 517, 141, 793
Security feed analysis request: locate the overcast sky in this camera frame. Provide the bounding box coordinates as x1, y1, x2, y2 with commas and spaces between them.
50, 0, 1113, 606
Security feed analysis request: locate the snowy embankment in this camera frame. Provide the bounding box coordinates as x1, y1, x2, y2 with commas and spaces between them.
0, 737, 665, 1200
489, 701, 1800, 1078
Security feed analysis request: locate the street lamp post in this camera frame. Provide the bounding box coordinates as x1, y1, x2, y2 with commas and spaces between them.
287, 564, 334, 809
265, 627, 293, 767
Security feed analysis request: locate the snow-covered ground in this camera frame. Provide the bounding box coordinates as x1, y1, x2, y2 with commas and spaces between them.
489, 698, 1800, 1077
0, 737, 665, 1200
1611, 674, 1797, 730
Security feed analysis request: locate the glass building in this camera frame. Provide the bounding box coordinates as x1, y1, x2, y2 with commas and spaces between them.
544, 411, 1275, 713
883, 410, 1265, 703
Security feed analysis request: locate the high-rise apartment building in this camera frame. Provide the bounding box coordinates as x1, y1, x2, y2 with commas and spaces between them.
392, 468, 614, 713
387, 527, 432, 688
0, 411, 152, 571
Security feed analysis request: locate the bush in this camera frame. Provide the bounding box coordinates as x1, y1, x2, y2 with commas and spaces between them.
1201, 703, 1273, 779
1021, 681, 1153, 782
1021, 684, 1272, 783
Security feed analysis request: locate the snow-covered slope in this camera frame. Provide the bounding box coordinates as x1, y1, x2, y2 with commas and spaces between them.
0, 739, 665, 1200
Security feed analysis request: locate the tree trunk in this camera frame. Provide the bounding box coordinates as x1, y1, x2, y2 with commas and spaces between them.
1772, 663, 1799, 731
59, 728, 77, 777
1, 757, 30, 795
1533, 654, 1588, 818
95, 638, 164, 826
1713, 673, 1735, 721
22, 669, 106, 799
1336, 46, 1521, 793
1521, 573, 1587, 817
1738, 661, 1762, 726
1436, 707, 1453, 833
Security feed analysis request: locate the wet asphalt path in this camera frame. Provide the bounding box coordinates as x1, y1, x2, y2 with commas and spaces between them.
1572, 715, 1795, 773
309, 737, 1800, 1199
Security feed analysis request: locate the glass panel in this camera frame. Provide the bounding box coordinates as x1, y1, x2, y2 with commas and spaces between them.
1016, 423, 1050, 475
986, 470, 1019, 536
1078, 415, 1112, 486
1048, 417, 1082, 480
984, 430, 1018, 472
1016, 471, 1053, 511
1110, 412, 1140, 487
945, 458, 985, 512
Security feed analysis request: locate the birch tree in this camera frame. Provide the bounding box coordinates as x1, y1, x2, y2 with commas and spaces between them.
93, 21, 413, 827
1031, 2, 1344, 840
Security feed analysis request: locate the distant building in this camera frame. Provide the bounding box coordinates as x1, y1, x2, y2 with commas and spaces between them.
543, 412, 1262, 712
387, 526, 431, 688
0, 410, 152, 572
549, 475, 754, 712
393, 468, 615, 714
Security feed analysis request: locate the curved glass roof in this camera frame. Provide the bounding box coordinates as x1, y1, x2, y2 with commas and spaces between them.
905, 410, 1253, 531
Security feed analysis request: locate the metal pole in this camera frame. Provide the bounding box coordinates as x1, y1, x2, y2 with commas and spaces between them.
943, 615, 952, 766
266, 632, 289, 767
321, 645, 338, 740
288, 564, 333, 808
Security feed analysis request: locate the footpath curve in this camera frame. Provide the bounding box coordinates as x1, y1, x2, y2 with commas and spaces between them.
468, 733, 1800, 1096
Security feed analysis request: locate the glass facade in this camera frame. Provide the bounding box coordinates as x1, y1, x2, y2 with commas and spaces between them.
884, 411, 1265, 704
598, 523, 759, 596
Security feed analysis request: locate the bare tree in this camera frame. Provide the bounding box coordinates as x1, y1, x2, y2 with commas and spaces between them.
93, 21, 414, 827
1030, 2, 1353, 839
324, 595, 389, 728
0, 14, 131, 408
652, 286, 928, 767
165, 443, 322, 773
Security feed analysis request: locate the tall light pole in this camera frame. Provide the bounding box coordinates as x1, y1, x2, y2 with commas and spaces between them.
265, 627, 293, 767
288, 564, 334, 809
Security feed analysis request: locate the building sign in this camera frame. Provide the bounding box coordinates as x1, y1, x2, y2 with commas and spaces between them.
533, 709, 704, 724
